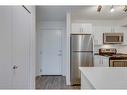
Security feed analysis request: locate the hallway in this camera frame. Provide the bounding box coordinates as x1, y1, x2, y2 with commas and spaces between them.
36, 76, 80, 89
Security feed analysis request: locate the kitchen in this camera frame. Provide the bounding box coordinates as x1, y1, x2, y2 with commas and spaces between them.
1, 1, 127, 95
67, 5, 127, 89
0, 5, 127, 89
35, 5, 127, 89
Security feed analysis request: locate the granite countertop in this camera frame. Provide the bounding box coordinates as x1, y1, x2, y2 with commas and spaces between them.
79, 67, 127, 89
94, 53, 112, 57
94, 53, 127, 59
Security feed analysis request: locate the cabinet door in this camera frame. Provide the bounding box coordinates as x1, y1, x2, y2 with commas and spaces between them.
102, 57, 109, 67
115, 27, 127, 44
93, 26, 114, 45
94, 55, 109, 67
94, 55, 102, 67
71, 23, 82, 33
93, 26, 103, 45
82, 24, 92, 34
12, 6, 31, 89
0, 6, 13, 89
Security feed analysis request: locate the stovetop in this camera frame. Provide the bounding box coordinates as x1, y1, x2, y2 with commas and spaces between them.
98, 48, 127, 58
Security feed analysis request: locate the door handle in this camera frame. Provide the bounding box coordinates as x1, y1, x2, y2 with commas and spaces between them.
13, 65, 18, 69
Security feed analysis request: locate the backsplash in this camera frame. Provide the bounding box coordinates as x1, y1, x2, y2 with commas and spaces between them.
94, 45, 127, 54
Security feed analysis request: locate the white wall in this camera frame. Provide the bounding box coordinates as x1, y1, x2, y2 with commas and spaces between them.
72, 19, 122, 25
36, 21, 66, 76
36, 6, 67, 22
120, 17, 127, 27
29, 6, 36, 89
66, 12, 71, 85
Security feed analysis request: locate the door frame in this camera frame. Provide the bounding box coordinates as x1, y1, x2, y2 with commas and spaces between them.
37, 27, 65, 76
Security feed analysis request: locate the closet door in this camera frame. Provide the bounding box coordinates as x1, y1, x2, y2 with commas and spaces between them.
0, 6, 13, 89
12, 6, 31, 89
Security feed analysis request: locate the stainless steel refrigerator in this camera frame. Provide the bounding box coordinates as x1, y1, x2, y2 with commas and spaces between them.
70, 34, 94, 85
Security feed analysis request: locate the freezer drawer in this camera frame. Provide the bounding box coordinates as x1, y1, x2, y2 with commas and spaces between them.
71, 34, 93, 51
70, 52, 94, 85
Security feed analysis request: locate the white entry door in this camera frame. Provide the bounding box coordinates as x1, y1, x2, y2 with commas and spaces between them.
39, 29, 62, 75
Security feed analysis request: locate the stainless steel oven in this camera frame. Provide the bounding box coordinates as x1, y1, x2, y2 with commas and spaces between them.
110, 59, 127, 67
103, 33, 123, 44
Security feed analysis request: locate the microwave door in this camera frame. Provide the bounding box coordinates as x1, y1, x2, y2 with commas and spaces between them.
107, 36, 119, 42
103, 33, 123, 44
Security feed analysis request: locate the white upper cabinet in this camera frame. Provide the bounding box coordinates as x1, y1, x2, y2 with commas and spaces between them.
71, 23, 82, 33
82, 24, 92, 34
71, 23, 92, 34
93, 26, 103, 45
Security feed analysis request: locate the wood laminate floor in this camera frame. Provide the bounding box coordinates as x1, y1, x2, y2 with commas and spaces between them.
36, 75, 80, 89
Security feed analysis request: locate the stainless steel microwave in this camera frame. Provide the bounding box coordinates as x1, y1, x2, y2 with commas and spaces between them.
103, 33, 123, 44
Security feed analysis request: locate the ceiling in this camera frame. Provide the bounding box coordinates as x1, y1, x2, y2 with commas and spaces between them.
71, 5, 127, 20
36, 6, 127, 21
36, 6, 68, 21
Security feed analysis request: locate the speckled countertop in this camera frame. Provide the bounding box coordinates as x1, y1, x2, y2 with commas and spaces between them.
94, 53, 127, 59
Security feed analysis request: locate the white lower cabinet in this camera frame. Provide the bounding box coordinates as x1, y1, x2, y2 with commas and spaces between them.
94, 55, 109, 67
102, 56, 109, 67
